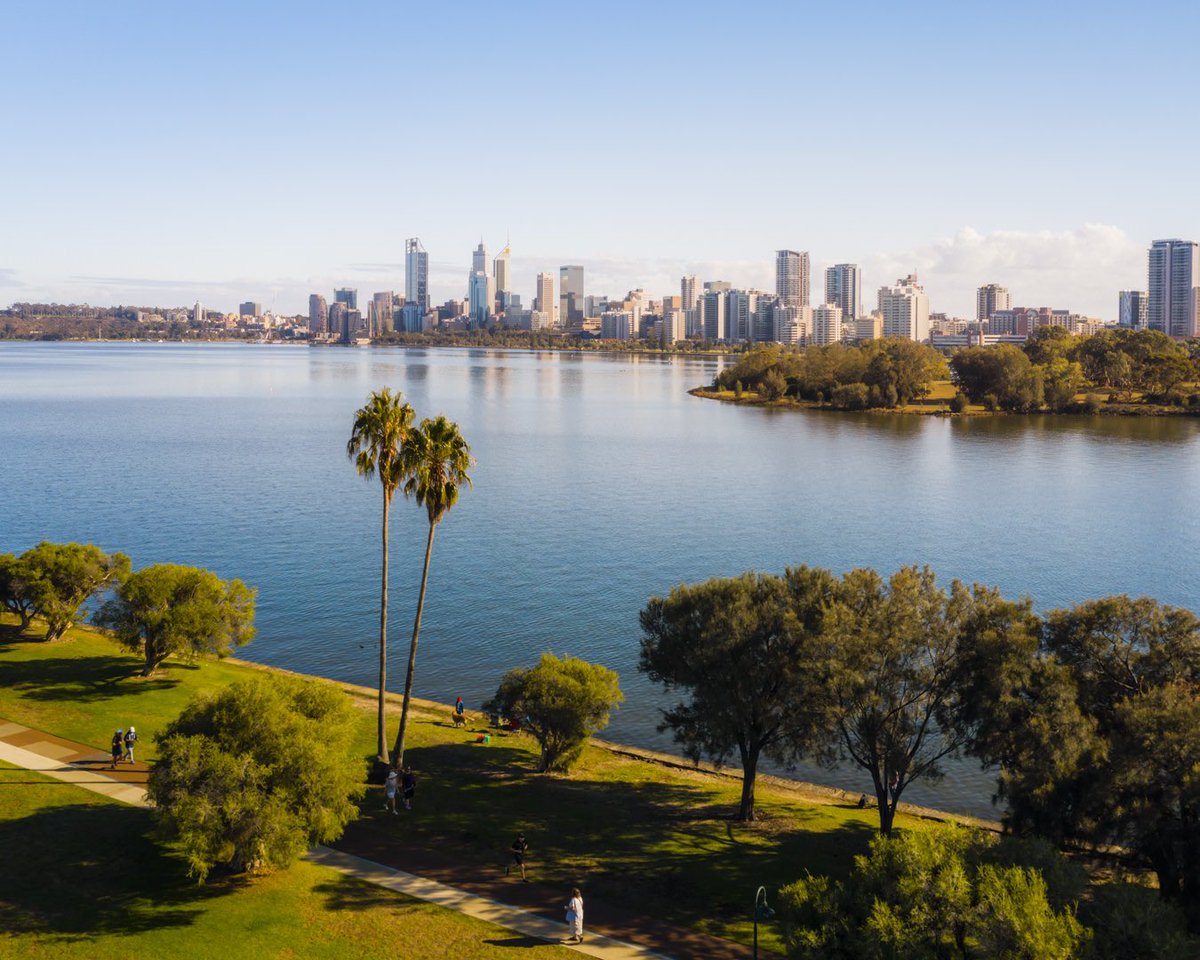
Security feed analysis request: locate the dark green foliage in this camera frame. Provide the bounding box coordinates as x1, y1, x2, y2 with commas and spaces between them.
949, 345, 1044, 412
777, 827, 1088, 959
484, 653, 622, 773
948, 391, 968, 413
1081, 884, 1194, 960
96, 564, 255, 676
639, 569, 839, 820
148, 676, 364, 882
3, 542, 130, 641
0, 552, 37, 629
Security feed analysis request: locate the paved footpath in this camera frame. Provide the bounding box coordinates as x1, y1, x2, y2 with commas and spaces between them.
0, 721, 766, 959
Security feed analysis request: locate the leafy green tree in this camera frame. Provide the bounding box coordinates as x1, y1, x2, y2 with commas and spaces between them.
1081, 884, 1196, 960
1042, 358, 1085, 412
21, 541, 130, 641
950, 345, 1043, 412
639, 568, 838, 820
390, 415, 473, 769
1023, 325, 1073, 366
148, 675, 364, 881
484, 653, 623, 772
96, 564, 255, 676
0, 552, 36, 630
778, 827, 1088, 960
820, 567, 978, 834
347, 388, 416, 766
759, 367, 788, 400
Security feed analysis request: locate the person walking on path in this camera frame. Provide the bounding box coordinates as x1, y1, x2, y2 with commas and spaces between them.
506, 831, 529, 881
123, 726, 138, 764
562, 887, 584, 943
384, 768, 399, 815
110, 729, 123, 769
401, 766, 416, 811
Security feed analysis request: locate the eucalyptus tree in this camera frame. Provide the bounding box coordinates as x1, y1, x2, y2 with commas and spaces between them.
347, 388, 416, 766
391, 415, 473, 769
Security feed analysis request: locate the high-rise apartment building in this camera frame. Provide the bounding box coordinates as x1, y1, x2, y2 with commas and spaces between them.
308, 294, 327, 334
824, 264, 861, 321
1147, 239, 1199, 338
878, 275, 930, 342
812, 303, 843, 346
1118, 290, 1148, 330
334, 288, 357, 311
775, 250, 810, 308
725, 290, 751, 342
193, 302, 205, 324
976, 284, 1010, 322
681, 276, 699, 311
535, 272, 555, 324
405, 239, 429, 314
702, 290, 727, 341
560, 265, 584, 327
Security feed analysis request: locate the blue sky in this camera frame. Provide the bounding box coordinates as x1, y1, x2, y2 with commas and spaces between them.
2, 1, 1196, 318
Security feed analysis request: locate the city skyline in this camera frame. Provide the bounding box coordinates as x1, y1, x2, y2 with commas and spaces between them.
3, 3, 1198, 319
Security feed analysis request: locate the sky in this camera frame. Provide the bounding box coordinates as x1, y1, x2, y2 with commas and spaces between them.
2, 0, 1197, 320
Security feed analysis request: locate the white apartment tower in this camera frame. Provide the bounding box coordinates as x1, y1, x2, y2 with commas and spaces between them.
824, 264, 861, 321
812, 303, 843, 346
776, 250, 810, 308
878, 275, 930, 342
976, 284, 1010, 322
1147, 239, 1200, 337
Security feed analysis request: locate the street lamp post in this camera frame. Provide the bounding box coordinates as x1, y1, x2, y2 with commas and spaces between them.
753, 885, 774, 960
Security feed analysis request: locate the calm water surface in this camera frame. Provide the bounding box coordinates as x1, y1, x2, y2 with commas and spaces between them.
3, 342, 1199, 817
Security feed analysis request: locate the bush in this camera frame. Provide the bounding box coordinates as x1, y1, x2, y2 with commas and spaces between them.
759, 368, 788, 401
484, 653, 623, 772
948, 391, 968, 413
829, 383, 869, 410
1081, 884, 1194, 960
148, 676, 364, 881
1083, 393, 1102, 414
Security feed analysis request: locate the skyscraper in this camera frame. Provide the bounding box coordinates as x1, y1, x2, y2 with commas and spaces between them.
493, 244, 511, 303
878, 275, 930, 342
681, 275, 699, 312
976, 284, 1010, 322
193, 301, 205, 324
812, 303, 843, 346
405, 238, 429, 314
1147, 239, 1199, 338
560, 265, 584, 328
776, 250, 810, 308
370, 291, 394, 336
702, 290, 727, 341
1118, 290, 1148, 330
468, 241, 492, 327
824, 264, 861, 321
535, 272, 555, 323
334, 288, 357, 311
308, 294, 327, 334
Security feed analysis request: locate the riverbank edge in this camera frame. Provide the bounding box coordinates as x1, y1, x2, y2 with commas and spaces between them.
689, 386, 1200, 418
223, 654, 1002, 832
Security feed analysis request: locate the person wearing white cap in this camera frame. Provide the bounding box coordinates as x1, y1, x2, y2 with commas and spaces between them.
123, 726, 138, 764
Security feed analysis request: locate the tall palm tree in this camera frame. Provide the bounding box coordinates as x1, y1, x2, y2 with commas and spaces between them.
347, 388, 416, 766
391, 415, 473, 768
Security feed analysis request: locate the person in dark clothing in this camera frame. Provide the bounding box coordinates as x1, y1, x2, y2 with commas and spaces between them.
401, 767, 416, 811
506, 831, 529, 881
110, 730, 123, 769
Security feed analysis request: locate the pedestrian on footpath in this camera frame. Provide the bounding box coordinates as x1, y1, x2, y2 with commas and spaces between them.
110, 729, 123, 769
401, 766, 416, 811
562, 887, 584, 943
123, 726, 138, 764
506, 831, 529, 881
384, 768, 399, 815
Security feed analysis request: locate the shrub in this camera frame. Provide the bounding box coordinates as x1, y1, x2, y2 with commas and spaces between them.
829, 383, 869, 410
948, 391, 968, 413
148, 676, 364, 881
1083, 393, 1102, 414
484, 653, 623, 772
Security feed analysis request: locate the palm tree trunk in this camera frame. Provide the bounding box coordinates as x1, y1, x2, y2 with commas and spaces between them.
376, 493, 390, 765
392, 520, 436, 768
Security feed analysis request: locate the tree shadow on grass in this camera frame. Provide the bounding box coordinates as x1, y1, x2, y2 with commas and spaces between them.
311, 874, 415, 913
0, 802, 240, 939
0, 655, 182, 703
483, 936, 559, 948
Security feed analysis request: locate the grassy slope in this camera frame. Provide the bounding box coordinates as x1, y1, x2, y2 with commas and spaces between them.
0, 619, 944, 951
0, 760, 579, 960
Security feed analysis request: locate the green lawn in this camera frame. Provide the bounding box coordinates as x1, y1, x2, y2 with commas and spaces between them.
0, 618, 948, 952
0, 760, 580, 960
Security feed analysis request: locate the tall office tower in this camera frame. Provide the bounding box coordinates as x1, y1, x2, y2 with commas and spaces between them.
976, 283, 1010, 322
702, 290, 727, 341
468, 271, 490, 327
812, 303, 843, 346
560, 264, 584, 327
193, 302, 205, 324
308, 294, 327, 334
776, 250, 810, 308
405, 238, 429, 314
725, 290, 751, 342
370, 291, 394, 336
681, 275, 699, 312
493, 244, 511, 302
752, 295, 777, 342
329, 301, 347, 338
1148, 239, 1200, 337
334, 288, 358, 311
535, 272, 556, 322
239, 301, 262, 318
1118, 290, 1148, 329
878, 274, 930, 342
824, 264, 862, 321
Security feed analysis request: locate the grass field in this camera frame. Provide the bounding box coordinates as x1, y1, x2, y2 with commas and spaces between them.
0, 618, 949, 952
0, 760, 580, 960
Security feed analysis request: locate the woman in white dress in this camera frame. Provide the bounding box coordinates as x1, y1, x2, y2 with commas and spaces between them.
563, 887, 584, 943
